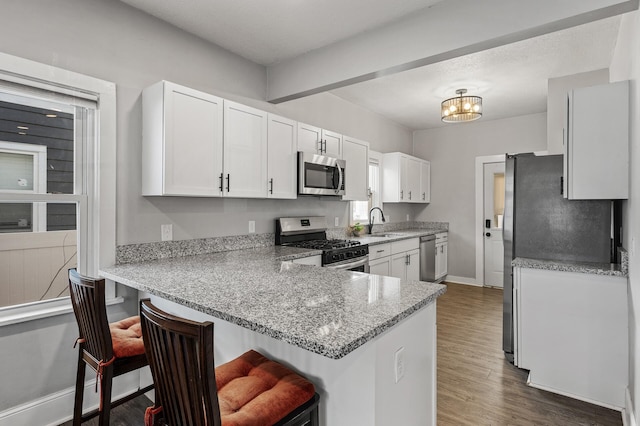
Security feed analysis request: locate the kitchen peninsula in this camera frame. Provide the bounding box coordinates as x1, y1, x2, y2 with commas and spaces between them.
101, 245, 446, 426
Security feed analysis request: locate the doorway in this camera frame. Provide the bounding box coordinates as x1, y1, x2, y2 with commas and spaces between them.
483, 162, 505, 287
474, 154, 505, 287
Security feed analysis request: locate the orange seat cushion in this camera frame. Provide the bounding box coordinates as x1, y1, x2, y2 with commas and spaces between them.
109, 316, 145, 358
215, 350, 316, 426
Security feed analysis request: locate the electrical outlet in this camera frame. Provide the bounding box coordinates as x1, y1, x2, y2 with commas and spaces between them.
161, 224, 172, 241
248, 220, 256, 233
394, 347, 405, 383
335, 217, 339, 227
406, 214, 410, 221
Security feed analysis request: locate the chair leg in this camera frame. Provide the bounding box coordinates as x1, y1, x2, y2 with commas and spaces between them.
310, 405, 319, 426
72, 351, 86, 426
98, 366, 114, 426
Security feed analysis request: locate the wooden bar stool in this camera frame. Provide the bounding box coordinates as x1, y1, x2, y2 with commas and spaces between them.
68, 269, 154, 425
139, 299, 320, 426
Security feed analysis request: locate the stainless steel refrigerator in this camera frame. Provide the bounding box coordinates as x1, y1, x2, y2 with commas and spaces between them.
502, 153, 613, 363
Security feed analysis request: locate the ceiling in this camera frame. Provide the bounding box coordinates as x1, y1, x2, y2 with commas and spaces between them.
120, 0, 623, 130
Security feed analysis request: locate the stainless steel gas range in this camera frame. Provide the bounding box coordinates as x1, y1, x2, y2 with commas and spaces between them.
275, 216, 369, 272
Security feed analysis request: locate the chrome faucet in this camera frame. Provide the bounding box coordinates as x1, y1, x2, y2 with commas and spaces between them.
368, 207, 386, 234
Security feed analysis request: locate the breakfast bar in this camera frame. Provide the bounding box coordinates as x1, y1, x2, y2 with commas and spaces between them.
100, 246, 446, 426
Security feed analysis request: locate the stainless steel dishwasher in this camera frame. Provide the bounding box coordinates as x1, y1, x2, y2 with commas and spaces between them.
420, 234, 436, 281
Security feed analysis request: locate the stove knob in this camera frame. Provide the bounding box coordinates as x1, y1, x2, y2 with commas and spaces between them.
340, 253, 345, 260
332, 254, 339, 261
347, 252, 353, 258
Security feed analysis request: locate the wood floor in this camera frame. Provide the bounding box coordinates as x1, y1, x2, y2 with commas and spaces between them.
437, 282, 622, 426
60, 282, 623, 425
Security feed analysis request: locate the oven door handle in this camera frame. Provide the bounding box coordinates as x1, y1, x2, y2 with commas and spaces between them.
325, 256, 369, 270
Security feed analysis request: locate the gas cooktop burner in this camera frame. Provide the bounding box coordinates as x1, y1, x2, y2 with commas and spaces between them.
286, 239, 362, 250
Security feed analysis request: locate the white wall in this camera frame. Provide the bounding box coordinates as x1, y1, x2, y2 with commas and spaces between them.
547, 69, 609, 154
610, 9, 639, 423
0, 0, 413, 246
0, 0, 414, 416
413, 113, 547, 279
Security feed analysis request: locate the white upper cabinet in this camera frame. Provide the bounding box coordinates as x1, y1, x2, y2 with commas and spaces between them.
322, 129, 342, 158
267, 113, 298, 199
382, 152, 430, 203
142, 81, 224, 196
297, 122, 322, 154
420, 160, 431, 203
563, 80, 629, 200
341, 136, 369, 201
223, 100, 268, 198
297, 122, 342, 158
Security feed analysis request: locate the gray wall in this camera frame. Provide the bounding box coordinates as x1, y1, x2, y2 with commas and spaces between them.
0, 0, 413, 414
412, 113, 547, 280
610, 9, 639, 422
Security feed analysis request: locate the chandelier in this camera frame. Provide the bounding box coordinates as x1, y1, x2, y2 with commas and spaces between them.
441, 89, 482, 123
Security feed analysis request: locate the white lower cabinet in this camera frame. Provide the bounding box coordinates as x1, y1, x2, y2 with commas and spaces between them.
514, 266, 627, 408
434, 233, 448, 281
387, 239, 420, 280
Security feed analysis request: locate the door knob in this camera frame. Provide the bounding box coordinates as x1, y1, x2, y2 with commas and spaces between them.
485, 232, 491, 237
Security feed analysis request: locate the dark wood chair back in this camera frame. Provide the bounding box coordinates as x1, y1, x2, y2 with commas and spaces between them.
140, 299, 320, 426
69, 269, 154, 425
69, 268, 114, 364
140, 298, 221, 426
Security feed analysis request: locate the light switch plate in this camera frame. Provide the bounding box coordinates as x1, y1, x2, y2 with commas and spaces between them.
335, 217, 339, 227
248, 220, 256, 233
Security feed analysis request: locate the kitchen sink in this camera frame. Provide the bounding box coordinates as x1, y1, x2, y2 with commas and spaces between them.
372, 233, 403, 238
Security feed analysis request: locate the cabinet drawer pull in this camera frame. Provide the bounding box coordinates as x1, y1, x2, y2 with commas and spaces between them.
376, 249, 385, 253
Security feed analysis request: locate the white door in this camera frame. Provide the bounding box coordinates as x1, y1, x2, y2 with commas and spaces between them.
483, 162, 505, 287
267, 113, 297, 199
321, 129, 342, 158
341, 136, 369, 201
297, 122, 322, 154
223, 100, 268, 198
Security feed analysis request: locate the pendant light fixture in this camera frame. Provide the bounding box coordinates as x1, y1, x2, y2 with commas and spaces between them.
441, 88, 482, 123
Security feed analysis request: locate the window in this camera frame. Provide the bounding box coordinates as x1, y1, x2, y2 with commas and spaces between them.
351, 150, 383, 225
0, 52, 116, 324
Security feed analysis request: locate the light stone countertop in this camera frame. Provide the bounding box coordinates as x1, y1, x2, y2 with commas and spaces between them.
101, 245, 446, 359
512, 257, 627, 277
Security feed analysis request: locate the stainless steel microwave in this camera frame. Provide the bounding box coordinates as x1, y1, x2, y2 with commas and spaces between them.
298, 151, 346, 196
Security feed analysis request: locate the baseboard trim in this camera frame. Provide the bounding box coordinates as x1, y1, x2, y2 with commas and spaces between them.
526, 373, 624, 412
445, 275, 481, 286
0, 374, 145, 426
624, 387, 637, 426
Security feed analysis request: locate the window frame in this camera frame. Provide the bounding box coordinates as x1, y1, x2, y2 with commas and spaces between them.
350, 150, 383, 226
0, 52, 116, 325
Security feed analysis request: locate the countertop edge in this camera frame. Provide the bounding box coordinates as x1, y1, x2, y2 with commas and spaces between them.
512, 257, 627, 277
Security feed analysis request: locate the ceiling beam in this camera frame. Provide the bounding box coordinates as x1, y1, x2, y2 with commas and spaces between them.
266, 0, 639, 103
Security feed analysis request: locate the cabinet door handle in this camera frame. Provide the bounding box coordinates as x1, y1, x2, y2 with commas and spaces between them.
422, 192, 425, 200
400, 190, 403, 200
226, 174, 230, 192
408, 191, 412, 200
269, 178, 274, 194
405, 254, 410, 265
219, 173, 224, 192
323, 139, 327, 153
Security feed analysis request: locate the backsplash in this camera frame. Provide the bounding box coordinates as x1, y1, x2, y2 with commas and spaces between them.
116, 221, 449, 264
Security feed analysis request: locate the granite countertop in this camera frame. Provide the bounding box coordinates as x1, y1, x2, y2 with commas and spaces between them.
100, 245, 446, 360
512, 257, 628, 277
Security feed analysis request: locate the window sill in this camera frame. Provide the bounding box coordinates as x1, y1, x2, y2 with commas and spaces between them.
0, 296, 124, 327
